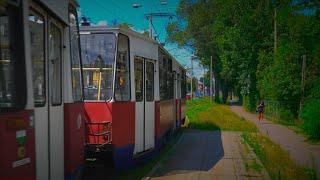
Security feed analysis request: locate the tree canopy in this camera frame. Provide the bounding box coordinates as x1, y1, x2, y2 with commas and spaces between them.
167, 0, 320, 137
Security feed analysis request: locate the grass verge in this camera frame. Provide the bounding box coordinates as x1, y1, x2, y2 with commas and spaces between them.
242, 132, 317, 180
118, 129, 184, 180
186, 98, 257, 132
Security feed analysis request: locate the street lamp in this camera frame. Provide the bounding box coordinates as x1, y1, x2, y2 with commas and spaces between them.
160, 0, 167, 5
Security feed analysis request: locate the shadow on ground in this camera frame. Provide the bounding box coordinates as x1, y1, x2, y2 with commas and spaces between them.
83, 152, 117, 180
152, 129, 224, 177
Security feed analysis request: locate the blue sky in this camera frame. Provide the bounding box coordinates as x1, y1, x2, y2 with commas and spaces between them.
78, 0, 204, 78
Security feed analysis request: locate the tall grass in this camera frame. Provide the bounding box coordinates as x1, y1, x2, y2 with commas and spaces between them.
300, 99, 320, 140
186, 98, 257, 132
242, 132, 317, 180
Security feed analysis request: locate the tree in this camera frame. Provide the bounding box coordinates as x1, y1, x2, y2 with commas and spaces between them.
167, 0, 319, 115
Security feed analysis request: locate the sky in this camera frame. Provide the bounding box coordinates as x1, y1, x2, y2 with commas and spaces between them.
78, 0, 204, 78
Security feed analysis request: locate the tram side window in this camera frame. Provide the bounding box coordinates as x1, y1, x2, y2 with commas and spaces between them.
159, 54, 167, 100
181, 70, 186, 98
146, 61, 154, 101
49, 23, 62, 105
29, 11, 45, 106
69, 10, 83, 101
0, 2, 25, 109
177, 73, 181, 98
159, 55, 173, 100
167, 58, 173, 99
80, 33, 116, 101
115, 34, 130, 101
134, 58, 143, 102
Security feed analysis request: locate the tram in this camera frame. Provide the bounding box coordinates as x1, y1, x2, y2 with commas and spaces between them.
80, 26, 187, 170
0, 0, 85, 180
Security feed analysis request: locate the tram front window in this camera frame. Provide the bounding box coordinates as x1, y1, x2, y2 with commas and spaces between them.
80, 33, 116, 101
0, 1, 25, 109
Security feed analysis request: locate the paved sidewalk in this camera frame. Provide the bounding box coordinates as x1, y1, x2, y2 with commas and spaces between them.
230, 105, 320, 177
148, 129, 270, 180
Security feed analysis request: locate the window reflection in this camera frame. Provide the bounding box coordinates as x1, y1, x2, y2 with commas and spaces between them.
146, 61, 154, 101
81, 33, 116, 101
135, 58, 143, 102
29, 11, 45, 106
69, 10, 83, 101
159, 50, 173, 100
115, 34, 130, 101
0, 2, 16, 107
49, 23, 62, 105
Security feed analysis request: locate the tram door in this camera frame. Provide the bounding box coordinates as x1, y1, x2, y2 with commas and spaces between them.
29, 6, 64, 180
134, 57, 155, 154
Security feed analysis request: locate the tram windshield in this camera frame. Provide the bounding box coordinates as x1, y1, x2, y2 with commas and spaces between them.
0, 1, 25, 109
80, 33, 116, 101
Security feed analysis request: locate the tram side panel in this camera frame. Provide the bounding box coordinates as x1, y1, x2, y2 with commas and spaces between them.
181, 98, 186, 123
64, 102, 86, 178
0, 111, 36, 180
63, 5, 86, 178
181, 70, 187, 124
111, 102, 135, 169
158, 52, 176, 144
173, 61, 181, 130
159, 100, 175, 137
0, 1, 36, 179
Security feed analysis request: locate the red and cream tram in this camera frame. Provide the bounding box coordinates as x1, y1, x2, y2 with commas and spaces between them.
80, 26, 187, 170
0, 0, 85, 179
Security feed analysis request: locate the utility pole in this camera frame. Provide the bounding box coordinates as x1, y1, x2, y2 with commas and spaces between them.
190, 56, 194, 99
300, 55, 306, 110
210, 56, 213, 102
203, 65, 205, 97
274, 8, 277, 53
148, 15, 153, 38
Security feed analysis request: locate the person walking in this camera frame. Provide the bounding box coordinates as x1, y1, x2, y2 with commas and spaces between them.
256, 101, 265, 121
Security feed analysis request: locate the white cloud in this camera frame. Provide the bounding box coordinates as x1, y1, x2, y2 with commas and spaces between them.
130, 26, 147, 34
97, 20, 108, 26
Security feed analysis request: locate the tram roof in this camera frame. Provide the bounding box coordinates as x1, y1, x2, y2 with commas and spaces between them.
80, 26, 158, 44
38, 0, 79, 24
80, 26, 186, 71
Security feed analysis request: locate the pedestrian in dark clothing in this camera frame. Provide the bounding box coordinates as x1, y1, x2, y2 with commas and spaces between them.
256, 101, 265, 121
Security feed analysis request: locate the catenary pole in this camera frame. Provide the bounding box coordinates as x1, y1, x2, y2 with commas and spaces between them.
210, 56, 213, 101
191, 56, 193, 99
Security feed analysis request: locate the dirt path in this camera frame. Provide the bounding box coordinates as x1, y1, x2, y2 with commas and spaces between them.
230, 105, 320, 177
147, 129, 269, 180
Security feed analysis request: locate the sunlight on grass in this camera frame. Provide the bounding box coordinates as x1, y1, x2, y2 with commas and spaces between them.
186, 98, 257, 132
242, 132, 317, 180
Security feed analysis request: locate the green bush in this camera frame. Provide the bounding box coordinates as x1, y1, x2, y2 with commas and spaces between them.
264, 101, 296, 125
279, 108, 295, 124
243, 95, 257, 112
300, 99, 320, 140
